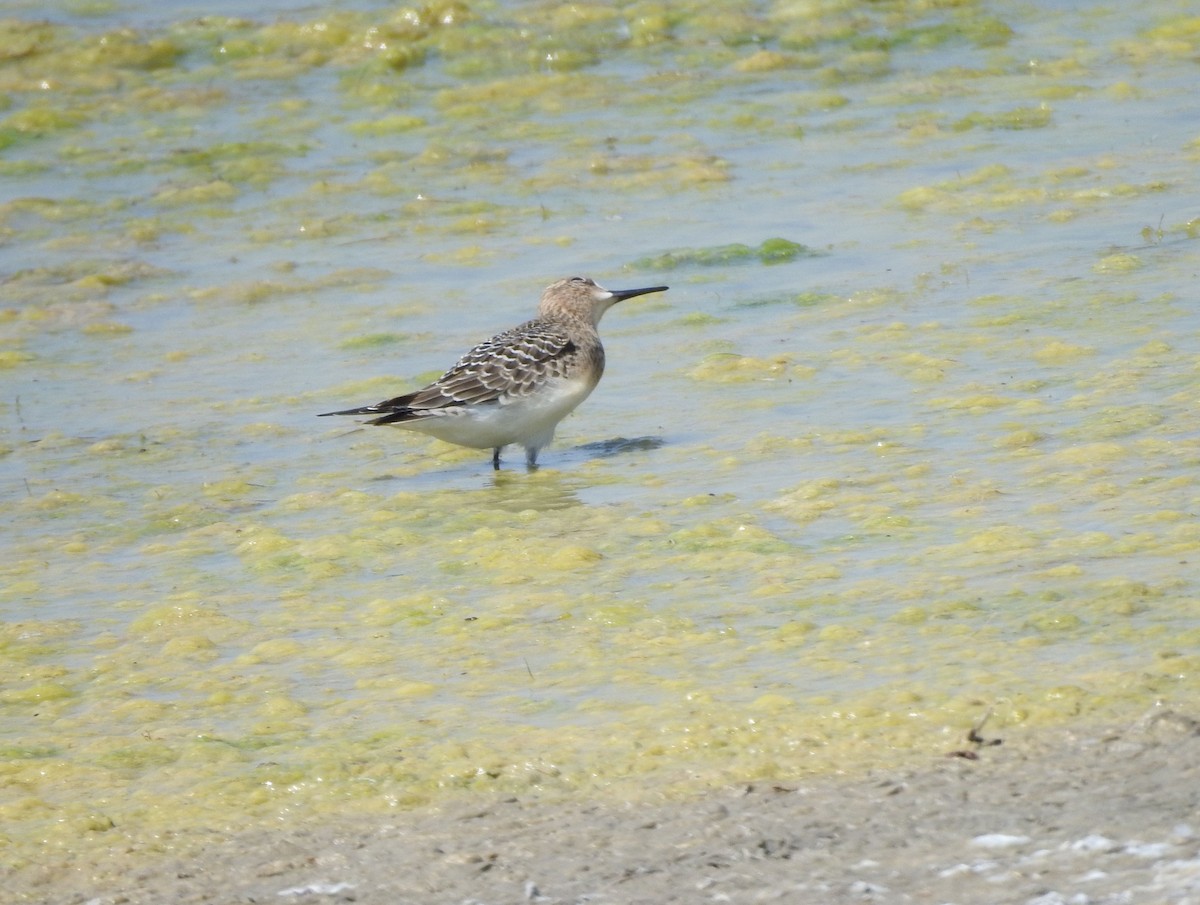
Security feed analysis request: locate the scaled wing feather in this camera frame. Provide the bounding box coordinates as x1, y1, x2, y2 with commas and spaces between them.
371, 321, 576, 416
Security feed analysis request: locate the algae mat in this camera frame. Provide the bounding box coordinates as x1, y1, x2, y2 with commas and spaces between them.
2, 0, 1199, 882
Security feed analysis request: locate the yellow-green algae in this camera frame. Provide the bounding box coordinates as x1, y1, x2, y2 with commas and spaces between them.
631, 238, 818, 270
3, 0, 1200, 890
7, 457, 1199, 861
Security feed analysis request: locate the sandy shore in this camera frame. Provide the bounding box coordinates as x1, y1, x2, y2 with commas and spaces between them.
14, 709, 1200, 905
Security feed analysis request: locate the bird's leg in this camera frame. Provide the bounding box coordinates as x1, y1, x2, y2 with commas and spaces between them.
492, 447, 502, 470
525, 446, 539, 470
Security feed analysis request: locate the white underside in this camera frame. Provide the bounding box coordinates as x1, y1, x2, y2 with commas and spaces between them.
396, 377, 597, 452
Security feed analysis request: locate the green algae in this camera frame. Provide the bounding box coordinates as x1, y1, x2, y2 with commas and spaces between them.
2, 0, 1200, 886
338, 332, 413, 349
0, 348, 35, 368
953, 105, 1053, 131
151, 179, 240, 210
1, 104, 86, 139
688, 352, 795, 383
1094, 252, 1143, 273
169, 141, 308, 187
630, 238, 817, 271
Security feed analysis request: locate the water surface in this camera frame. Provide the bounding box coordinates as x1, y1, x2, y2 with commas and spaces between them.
2, 0, 1199, 871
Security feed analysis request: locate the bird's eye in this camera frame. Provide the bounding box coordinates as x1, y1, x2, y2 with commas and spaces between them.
569, 276, 590, 284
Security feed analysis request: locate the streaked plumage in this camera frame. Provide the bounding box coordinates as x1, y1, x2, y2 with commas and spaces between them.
320, 276, 668, 468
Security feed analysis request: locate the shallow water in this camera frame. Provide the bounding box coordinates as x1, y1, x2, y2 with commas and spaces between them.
2, 0, 1199, 869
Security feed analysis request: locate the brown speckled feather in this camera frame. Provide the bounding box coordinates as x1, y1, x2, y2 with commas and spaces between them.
320, 276, 668, 467
372, 320, 589, 418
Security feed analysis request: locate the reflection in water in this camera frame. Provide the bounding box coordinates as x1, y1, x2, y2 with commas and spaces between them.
486, 468, 582, 512
573, 436, 666, 459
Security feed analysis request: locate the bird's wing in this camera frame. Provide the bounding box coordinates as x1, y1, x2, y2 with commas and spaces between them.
419, 320, 578, 406
328, 321, 579, 423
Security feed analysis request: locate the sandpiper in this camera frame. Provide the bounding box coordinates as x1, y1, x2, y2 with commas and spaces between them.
320, 276, 669, 468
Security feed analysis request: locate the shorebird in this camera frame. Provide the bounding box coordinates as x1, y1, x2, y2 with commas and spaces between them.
319, 276, 669, 468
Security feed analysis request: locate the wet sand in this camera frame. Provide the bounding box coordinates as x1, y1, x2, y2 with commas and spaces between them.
13, 709, 1199, 905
